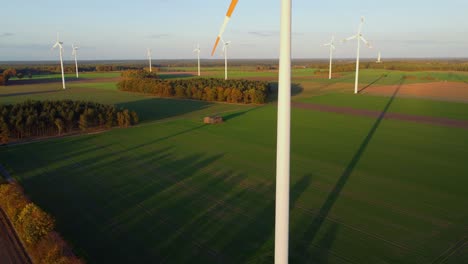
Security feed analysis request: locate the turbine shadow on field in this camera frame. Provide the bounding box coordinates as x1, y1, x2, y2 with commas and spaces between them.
292, 78, 405, 260
222, 174, 313, 263
20, 146, 237, 263
359, 73, 387, 94
222, 107, 260, 122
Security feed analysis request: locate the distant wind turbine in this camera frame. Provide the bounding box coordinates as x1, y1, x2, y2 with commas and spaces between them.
222, 39, 231, 80
147, 48, 153, 72
343, 16, 372, 94
376, 51, 382, 63
323, 36, 336, 80
72, 44, 79, 78
52, 33, 66, 90
193, 44, 201, 76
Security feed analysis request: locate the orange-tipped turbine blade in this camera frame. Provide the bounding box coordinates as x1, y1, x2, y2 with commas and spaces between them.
226, 0, 239, 18
211, 36, 221, 56
211, 0, 239, 56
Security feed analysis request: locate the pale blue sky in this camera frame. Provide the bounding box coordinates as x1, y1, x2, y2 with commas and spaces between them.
1, 0, 467, 60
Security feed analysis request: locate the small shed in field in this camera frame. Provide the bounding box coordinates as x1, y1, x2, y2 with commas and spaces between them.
204, 116, 223, 124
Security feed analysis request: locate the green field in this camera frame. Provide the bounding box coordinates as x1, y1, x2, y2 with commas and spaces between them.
0, 69, 467, 263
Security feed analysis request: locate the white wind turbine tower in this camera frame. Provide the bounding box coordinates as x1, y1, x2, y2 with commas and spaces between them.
52, 33, 66, 90
222, 39, 231, 80
212, 0, 293, 262
193, 44, 201, 76
343, 16, 372, 94
147, 48, 153, 72
72, 44, 79, 78
323, 36, 336, 80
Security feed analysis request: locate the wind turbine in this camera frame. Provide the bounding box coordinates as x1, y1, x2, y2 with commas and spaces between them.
147, 48, 153, 72
211, 1, 292, 263
52, 33, 66, 90
193, 44, 201, 76
72, 44, 79, 78
222, 39, 231, 80
376, 51, 382, 63
343, 16, 372, 94
323, 36, 336, 80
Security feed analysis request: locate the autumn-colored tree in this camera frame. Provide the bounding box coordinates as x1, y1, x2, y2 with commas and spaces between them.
0, 184, 28, 221
0, 120, 9, 144
17, 203, 55, 244
130, 111, 139, 125
54, 118, 64, 136
78, 114, 88, 132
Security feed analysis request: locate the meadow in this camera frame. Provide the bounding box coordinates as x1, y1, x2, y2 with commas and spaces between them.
0, 66, 467, 263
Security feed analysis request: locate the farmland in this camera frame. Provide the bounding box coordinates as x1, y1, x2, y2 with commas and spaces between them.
0, 66, 467, 263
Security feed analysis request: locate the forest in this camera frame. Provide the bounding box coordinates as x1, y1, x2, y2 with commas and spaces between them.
118, 70, 271, 104
0, 100, 138, 144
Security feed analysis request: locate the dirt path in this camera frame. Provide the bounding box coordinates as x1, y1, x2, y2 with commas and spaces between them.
292, 102, 468, 129
0, 209, 32, 264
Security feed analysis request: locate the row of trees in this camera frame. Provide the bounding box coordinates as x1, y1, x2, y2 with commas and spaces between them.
0, 183, 83, 264
118, 70, 271, 104
0, 64, 148, 79
0, 100, 138, 144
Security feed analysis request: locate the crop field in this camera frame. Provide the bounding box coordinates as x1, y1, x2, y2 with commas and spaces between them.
0, 68, 467, 263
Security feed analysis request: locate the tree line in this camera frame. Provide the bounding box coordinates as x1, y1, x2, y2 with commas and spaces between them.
0, 100, 138, 144
118, 70, 271, 104
0, 183, 84, 264
309, 61, 468, 72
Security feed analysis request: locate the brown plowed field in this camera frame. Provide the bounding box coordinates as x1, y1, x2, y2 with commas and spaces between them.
362, 81, 468, 102
292, 102, 468, 129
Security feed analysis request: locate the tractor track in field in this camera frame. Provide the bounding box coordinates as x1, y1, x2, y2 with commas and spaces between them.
292, 101, 468, 129
34, 128, 425, 261
90, 137, 425, 259
308, 181, 452, 228
0, 208, 32, 264
431, 235, 468, 264
14, 120, 448, 262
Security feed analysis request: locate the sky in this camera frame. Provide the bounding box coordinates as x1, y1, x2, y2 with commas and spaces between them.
1, 0, 468, 61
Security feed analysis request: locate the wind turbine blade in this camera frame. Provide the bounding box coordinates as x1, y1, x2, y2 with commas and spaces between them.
360, 36, 372, 48
211, 36, 221, 56
342, 35, 357, 42
211, 0, 239, 56
53, 42, 59, 49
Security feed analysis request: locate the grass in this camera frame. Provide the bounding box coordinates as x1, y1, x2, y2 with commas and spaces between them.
0, 69, 467, 263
